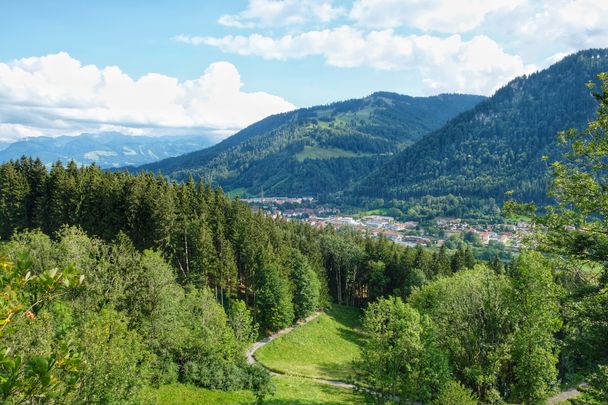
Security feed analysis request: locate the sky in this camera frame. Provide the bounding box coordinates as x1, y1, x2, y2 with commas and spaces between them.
1, 0, 607, 142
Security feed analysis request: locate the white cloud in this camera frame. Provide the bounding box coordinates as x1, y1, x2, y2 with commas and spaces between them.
0, 52, 295, 141
514, 0, 608, 49
349, 0, 522, 32
188, 27, 535, 95
204, 0, 608, 72
218, 0, 345, 29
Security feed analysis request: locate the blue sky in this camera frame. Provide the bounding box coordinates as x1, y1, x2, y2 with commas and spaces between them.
1, 0, 607, 141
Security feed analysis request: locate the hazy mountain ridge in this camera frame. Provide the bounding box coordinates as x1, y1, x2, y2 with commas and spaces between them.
0, 132, 214, 168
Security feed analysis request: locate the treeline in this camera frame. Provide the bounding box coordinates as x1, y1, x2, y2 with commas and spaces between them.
353, 72, 608, 405
354, 49, 608, 205
0, 157, 482, 403
0, 158, 479, 316
1, 229, 272, 403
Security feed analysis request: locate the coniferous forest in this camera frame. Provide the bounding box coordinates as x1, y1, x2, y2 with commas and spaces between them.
0, 157, 483, 403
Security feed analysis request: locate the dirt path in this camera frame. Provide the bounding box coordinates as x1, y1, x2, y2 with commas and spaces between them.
248, 314, 584, 403
246, 311, 322, 366
547, 386, 584, 404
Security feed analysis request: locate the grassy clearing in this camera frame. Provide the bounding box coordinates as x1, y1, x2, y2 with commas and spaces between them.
295, 146, 372, 161
357, 208, 390, 217
146, 375, 365, 404
144, 383, 253, 404
225, 188, 250, 198
255, 304, 364, 381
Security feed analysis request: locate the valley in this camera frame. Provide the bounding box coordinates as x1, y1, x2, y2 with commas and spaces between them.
2, 9, 608, 402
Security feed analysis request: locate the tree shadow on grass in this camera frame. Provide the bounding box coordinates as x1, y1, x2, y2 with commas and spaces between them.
315, 305, 366, 381
326, 304, 363, 329
316, 327, 365, 380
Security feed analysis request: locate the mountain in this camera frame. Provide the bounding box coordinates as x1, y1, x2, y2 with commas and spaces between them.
353, 49, 608, 205
138, 92, 485, 196
0, 132, 213, 168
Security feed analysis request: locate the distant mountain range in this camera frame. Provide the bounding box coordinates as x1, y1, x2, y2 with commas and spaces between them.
0, 133, 213, 168
353, 48, 608, 204
137, 92, 485, 196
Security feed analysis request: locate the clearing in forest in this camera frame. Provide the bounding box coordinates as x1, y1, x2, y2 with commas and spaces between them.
255, 304, 364, 381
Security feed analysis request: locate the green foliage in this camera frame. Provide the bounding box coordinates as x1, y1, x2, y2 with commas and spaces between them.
0, 229, 274, 402
0, 256, 82, 404
572, 365, 608, 404
138, 92, 483, 196
356, 296, 450, 403
256, 264, 294, 332
433, 381, 478, 405
511, 71, 608, 384
290, 251, 320, 320
69, 308, 152, 404
409, 259, 561, 403
510, 252, 562, 404
247, 364, 275, 404
228, 299, 257, 353
534, 71, 608, 274
355, 49, 608, 206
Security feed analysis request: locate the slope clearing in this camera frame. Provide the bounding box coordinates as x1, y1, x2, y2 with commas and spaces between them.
255, 304, 364, 381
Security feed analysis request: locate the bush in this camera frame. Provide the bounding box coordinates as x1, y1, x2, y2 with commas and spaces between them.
433, 381, 478, 405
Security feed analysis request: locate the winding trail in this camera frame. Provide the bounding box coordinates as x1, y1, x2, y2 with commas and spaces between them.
547, 386, 583, 405
247, 311, 582, 404
246, 311, 356, 390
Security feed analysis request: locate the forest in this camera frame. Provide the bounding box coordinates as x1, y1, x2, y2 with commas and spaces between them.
353, 49, 608, 207
136, 92, 483, 196
0, 155, 481, 403
1, 73, 607, 405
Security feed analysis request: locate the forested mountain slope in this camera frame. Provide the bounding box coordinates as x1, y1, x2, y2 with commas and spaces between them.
138, 93, 484, 196
353, 49, 608, 204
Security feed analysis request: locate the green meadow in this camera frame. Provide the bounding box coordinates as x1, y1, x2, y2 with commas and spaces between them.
255, 304, 364, 381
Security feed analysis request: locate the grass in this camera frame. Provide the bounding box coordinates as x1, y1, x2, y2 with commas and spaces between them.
255, 304, 364, 381
145, 304, 367, 404
146, 375, 365, 404
357, 208, 390, 217
144, 383, 253, 404
225, 188, 250, 198
295, 146, 372, 162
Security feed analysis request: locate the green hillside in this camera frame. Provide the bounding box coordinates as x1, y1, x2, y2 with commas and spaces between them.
255, 305, 363, 381
138, 92, 484, 196
353, 49, 608, 205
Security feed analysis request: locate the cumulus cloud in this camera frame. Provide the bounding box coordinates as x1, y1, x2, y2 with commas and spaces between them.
217, 0, 345, 29
514, 0, 608, 49
349, 0, 522, 32
0, 52, 295, 141
183, 27, 535, 95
